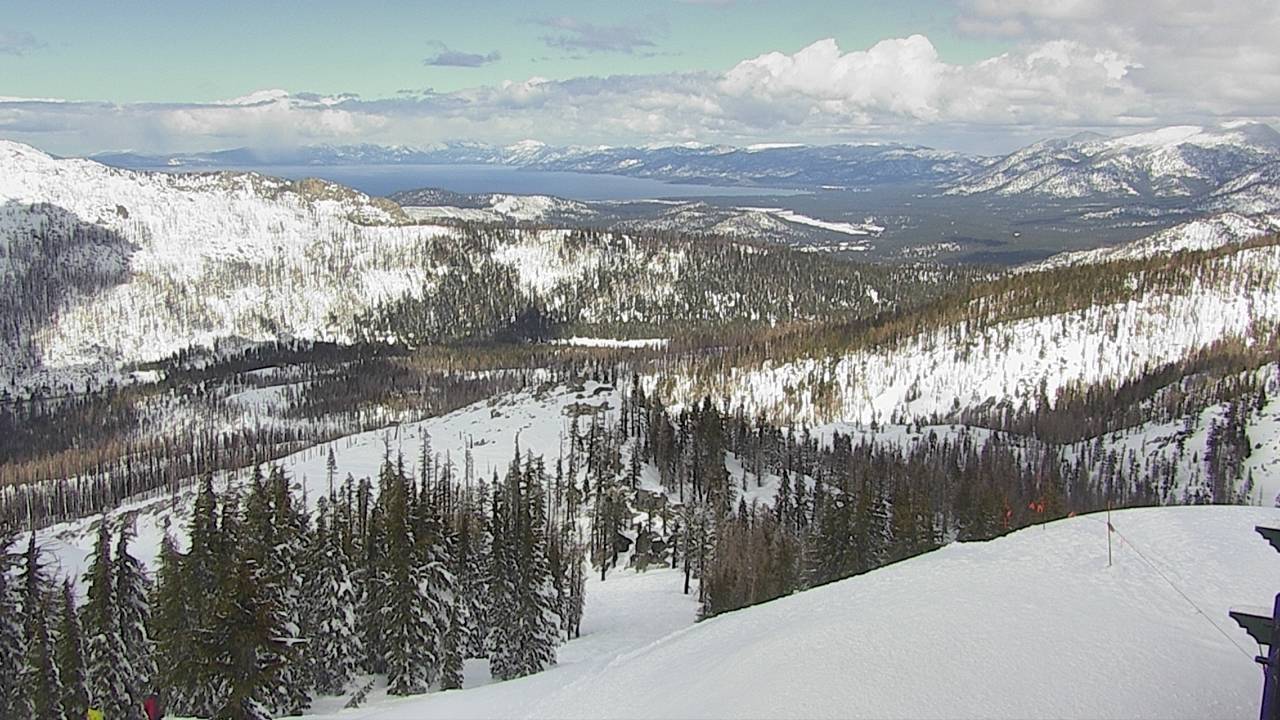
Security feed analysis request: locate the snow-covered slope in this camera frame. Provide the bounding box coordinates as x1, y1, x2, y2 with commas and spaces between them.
0, 139, 457, 382
306, 505, 1279, 719
1030, 212, 1280, 269
659, 233, 1280, 425
31, 380, 622, 582
398, 191, 596, 224
1203, 161, 1280, 215
949, 123, 1280, 200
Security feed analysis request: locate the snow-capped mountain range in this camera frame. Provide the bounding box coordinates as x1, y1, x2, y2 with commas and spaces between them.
96, 140, 989, 190
91, 123, 1280, 208
947, 123, 1280, 204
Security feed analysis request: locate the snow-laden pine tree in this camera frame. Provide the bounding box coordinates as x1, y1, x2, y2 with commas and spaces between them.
415, 453, 458, 680
160, 473, 227, 717
302, 498, 362, 696
0, 531, 27, 718
486, 474, 519, 680
439, 600, 464, 691
382, 457, 441, 696
267, 466, 312, 714
114, 520, 154, 708
82, 521, 137, 719
564, 534, 586, 640
513, 456, 560, 677
20, 535, 63, 719
455, 478, 491, 659
223, 468, 304, 716
55, 579, 91, 720
357, 500, 387, 676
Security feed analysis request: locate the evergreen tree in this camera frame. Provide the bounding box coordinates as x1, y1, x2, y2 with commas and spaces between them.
439, 600, 464, 691
115, 520, 155, 708
0, 530, 27, 719
209, 480, 288, 720
486, 478, 519, 680
151, 529, 197, 715
82, 521, 136, 720
512, 456, 560, 677
267, 466, 311, 714
20, 535, 63, 720
166, 473, 226, 717
302, 499, 362, 696
221, 467, 303, 716
452, 501, 489, 659
380, 459, 436, 695
357, 501, 387, 675
55, 579, 91, 720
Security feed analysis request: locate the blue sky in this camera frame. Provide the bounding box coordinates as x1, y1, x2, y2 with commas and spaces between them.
2, 1, 1004, 101
1, 0, 1277, 154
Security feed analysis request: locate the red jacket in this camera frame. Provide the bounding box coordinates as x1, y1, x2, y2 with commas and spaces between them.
143, 695, 162, 720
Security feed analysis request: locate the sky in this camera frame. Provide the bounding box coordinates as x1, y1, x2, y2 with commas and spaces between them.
1, 0, 1278, 155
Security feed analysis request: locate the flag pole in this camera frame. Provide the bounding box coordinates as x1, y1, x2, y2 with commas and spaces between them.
1107, 501, 1113, 568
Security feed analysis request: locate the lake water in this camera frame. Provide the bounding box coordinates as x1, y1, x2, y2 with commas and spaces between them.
158, 163, 804, 200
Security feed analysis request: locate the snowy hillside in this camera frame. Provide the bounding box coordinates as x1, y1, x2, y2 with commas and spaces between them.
29, 380, 623, 584
949, 123, 1280, 200
1, 140, 922, 395
305, 505, 1279, 719
1029, 212, 1280, 269
0, 139, 448, 382
657, 236, 1280, 425
25, 374, 1280, 719
1204, 161, 1280, 215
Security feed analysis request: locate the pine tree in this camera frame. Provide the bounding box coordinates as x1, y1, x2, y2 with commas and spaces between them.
115, 520, 155, 709
168, 473, 226, 717
151, 529, 197, 715
82, 521, 136, 720
302, 499, 362, 696
512, 456, 560, 677
20, 535, 63, 720
267, 466, 311, 714
210, 549, 279, 720
453, 501, 489, 659
222, 467, 303, 716
380, 459, 436, 695
209, 478, 288, 720
439, 600, 464, 691
55, 579, 91, 720
486, 478, 519, 680
0, 530, 27, 719
357, 501, 387, 675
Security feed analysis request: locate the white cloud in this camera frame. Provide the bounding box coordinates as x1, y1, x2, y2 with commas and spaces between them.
956, 0, 1280, 116
719, 36, 1145, 130
2, 21, 1278, 156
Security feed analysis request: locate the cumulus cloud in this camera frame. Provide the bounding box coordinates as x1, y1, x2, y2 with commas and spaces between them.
2, 25, 1278, 156
423, 42, 501, 68
719, 35, 1144, 130
956, 0, 1280, 117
